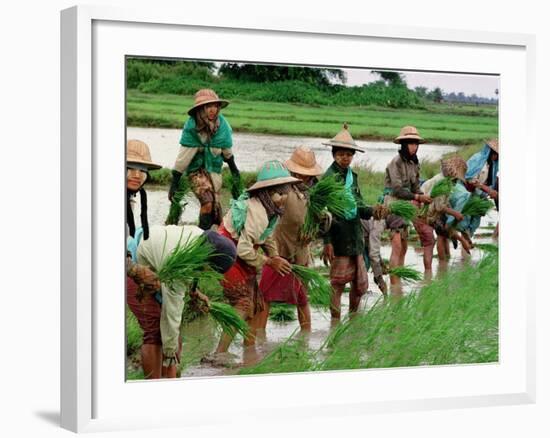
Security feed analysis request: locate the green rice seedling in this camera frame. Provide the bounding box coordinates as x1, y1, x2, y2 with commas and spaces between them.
300, 175, 355, 240
475, 243, 499, 254
387, 265, 423, 282
389, 200, 417, 222
238, 334, 316, 375
269, 303, 297, 322
430, 177, 454, 198
418, 176, 454, 216
319, 252, 499, 371
157, 234, 223, 291
230, 174, 245, 200
209, 302, 249, 338
165, 176, 192, 225
461, 195, 493, 217
291, 265, 332, 308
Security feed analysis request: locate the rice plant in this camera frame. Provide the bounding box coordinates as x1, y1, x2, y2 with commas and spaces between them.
430, 177, 454, 198
291, 265, 332, 308
165, 176, 192, 225
387, 265, 423, 282
461, 195, 494, 217
300, 175, 356, 241
389, 200, 418, 222
209, 302, 249, 338
269, 303, 297, 322
157, 234, 223, 291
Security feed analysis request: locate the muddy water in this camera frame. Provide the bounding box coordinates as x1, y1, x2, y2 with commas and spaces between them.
127, 127, 458, 173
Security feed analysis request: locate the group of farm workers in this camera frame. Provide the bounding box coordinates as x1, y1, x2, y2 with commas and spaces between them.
126, 88, 499, 378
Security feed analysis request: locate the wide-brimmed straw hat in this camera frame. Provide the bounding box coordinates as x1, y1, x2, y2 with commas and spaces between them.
322, 123, 365, 153
127, 139, 162, 170
187, 89, 229, 115
393, 125, 426, 144
486, 138, 499, 154
247, 160, 301, 192
441, 155, 467, 182
285, 146, 323, 176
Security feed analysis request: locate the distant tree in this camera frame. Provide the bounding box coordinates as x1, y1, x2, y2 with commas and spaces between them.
428, 87, 444, 103
218, 63, 347, 86
372, 70, 406, 87
414, 86, 428, 98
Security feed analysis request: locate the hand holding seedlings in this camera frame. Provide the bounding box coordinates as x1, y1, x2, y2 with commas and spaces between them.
267, 256, 292, 275
322, 243, 335, 265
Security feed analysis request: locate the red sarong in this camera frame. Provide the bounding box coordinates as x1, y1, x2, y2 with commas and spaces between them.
217, 224, 262, 316
259, 265, 308, 306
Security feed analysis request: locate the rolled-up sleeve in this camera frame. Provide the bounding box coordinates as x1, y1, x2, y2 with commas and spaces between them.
173, 146, 199, 174
236, 201, 269, 271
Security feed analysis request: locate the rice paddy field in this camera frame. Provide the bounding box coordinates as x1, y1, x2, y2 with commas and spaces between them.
127, 90, 498, 145
126, 89, 499, 380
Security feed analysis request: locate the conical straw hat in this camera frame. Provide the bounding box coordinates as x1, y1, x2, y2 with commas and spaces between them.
187, 89, 229, 115
441, 155, 467, 182
285, 146, 323, 176
322, 123, 365, 153
486, 139, 499, 153
127, 139, 162, 170
393, 125, 426, 144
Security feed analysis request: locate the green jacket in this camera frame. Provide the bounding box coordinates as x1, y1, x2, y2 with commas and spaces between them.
323, 162, 373, 256
179, 114, 233, 175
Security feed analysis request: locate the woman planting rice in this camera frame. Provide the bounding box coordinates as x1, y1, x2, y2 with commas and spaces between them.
321, 124, 388, 320
420, 156, 472, 264
168, 89, 241, 230
131, 225, 237, 378
257, 146, 325, 333
464, 139, 499, 238
125, 139, 166, 379
216, 160, 301, 354
126, 140, 238, 378
383, 126, 433, 284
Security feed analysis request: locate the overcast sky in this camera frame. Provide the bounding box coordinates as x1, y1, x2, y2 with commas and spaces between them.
344, 68, 499, 99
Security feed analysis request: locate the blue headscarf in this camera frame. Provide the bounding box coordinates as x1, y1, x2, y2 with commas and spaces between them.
465, 144, 499, 188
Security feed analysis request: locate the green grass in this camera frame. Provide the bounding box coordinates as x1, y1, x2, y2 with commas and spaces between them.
269, 303, 297, 322
127, 90, 498, 145
239, 251, 498, 375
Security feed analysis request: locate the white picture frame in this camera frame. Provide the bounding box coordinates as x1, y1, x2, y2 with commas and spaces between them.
60, 5, 536, 433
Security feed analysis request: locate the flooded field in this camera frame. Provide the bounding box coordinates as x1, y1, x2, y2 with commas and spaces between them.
127, 127, 458, 173
126, 126, 496, 380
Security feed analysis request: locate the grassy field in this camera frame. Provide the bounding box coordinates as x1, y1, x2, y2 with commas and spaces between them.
127, 90, 498, 145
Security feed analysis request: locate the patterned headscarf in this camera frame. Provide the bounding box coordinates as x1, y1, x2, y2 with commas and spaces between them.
252, 183, 292, 219
194, 105, 220, 143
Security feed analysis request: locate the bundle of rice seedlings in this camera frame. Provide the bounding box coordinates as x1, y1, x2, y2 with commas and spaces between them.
300, 175, 356, 240
430, 177, 454, 198
475, 243, 499, 254
461, 195, 494, 217
209, 302, 249, 338
387, 265, 423, 282
165, 176, 192, 225
269, 303, 297, 322
157, 234, 223, 291
229, 174, 245, 200
291, 265, 332, 308
389, 200, 417, 222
